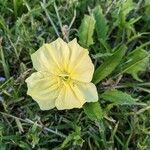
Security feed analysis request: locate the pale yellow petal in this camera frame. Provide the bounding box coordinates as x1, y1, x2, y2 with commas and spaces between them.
55, 83, 85, 110
31, 38, 70, 74
76, 82, 98, 102
25, 72, 60, 110
50, 38, 70, 71
68, 39, 94, 82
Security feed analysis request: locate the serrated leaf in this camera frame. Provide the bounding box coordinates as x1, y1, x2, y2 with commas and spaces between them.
122, 49, 149, 82
93, 5, 108, 42
93, 45, 127, 84
83, 102, 103, 121
101, 89, 138, 105
78, 15, 95, 48
121, 0, 135, 18
113, 0, 135, 28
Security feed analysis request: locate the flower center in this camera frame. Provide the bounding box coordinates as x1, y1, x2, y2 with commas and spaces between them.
63, 75, 69, 81
59, 73, 70, 82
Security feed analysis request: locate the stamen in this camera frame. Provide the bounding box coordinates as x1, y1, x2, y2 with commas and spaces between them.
59, 73, 70, 82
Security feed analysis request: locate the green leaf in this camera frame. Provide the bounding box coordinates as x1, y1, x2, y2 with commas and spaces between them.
78, 15, 95, 48
145, 0, 150, 20
92, 53, 112, 59
121, 0, 135, 19
0, 48, 10, 79
83, 102, 103, 121
93, 5, 108, 42
60, 126, 84, 148
0, 142, 6, 150
121, 49, 149, 82
15, 118, 24, 133
113, 0, 135, 28
19, 141, 32, 150
93, 45, 127, 84
101, 89, 138, 105
13, 0, 23, 18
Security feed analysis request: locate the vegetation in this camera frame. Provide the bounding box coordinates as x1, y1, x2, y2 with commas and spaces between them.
0, 0, 150, 149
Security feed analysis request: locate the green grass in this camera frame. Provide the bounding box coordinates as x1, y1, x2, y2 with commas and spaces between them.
0, 0, 150, 149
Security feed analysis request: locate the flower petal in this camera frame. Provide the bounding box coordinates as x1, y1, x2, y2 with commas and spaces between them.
55, 83, 85, 110
25, 72, 60, 110
31, 38, 70, 74
68, 39, 94, 82
76, 82, 98, 102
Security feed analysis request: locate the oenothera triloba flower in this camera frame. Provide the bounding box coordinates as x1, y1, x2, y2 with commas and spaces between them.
26, 38, 98, 110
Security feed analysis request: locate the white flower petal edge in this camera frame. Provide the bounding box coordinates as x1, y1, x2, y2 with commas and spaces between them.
31, 38, 70, 75
55, 83, 86, 110
25, 72, 60, 110
76, 82, 98, 102
68, 39, 94, 83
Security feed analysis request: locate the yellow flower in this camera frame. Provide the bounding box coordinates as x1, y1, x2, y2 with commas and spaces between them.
25, 38, 98, 110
